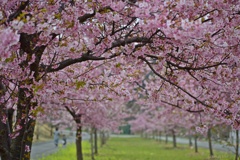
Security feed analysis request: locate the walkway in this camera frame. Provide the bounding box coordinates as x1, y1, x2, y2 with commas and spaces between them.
31, 132, 90, 160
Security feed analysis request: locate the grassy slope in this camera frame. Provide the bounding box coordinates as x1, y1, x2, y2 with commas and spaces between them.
39, 137, 235, 160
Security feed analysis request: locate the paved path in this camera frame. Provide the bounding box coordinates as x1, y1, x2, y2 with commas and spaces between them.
30, 137, 75, 160
31, 132, 90, 160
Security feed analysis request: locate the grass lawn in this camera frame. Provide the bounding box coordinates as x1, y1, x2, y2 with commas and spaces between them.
39, 137, 235, 160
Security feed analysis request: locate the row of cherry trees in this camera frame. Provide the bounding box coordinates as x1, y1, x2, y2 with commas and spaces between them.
128, 69, 239, 159
128, 101, 237, 157
0, 0, 239, 160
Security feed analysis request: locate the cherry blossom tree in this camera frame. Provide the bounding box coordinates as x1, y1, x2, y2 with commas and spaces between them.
0, 1, 239, 160
34, 65, 129, 160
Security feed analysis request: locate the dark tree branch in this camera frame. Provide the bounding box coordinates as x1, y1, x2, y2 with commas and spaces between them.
78, 12, 96, 23
44, 36, 153, 72
45, 53, 107, 72
187, 70, 199, 81
74, 59, 113, 78
134, 81, 146, 90
167, 53, 191, 64
8, 1, 30, 22
166, 60, 227, 71
111, 21, 115, 35
161, 100, 204, 113
78, 6, 113, 24
139, 56, 213, 109
144, 54, 161, 59
110, 17, 137, 36
194, 9, 217, 22
65, 106, 75, 118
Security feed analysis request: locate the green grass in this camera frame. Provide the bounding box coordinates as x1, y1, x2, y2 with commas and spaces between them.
39, 137, 235, 160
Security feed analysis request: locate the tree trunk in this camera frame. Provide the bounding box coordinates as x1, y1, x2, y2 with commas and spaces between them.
235, 130, 239, 160
0, 81, 11, 160
65, 106, 83, 160
159, 131, 161, 143
165, 134, 168, 144
0, 80, 38, 160
207, 128, 214, 157
76, 125, 83, 160
0, 110, 11, 159
90, 129, 95, 160
194, 135, 198, 153
0, 109, 12, 160
10, 87, 37, 160
172, 130, 177, 148
140, 130, 143, 138
6, 32, 46, 160
100, 131, 106, 147
189, 136, 193, 147
94, 128, 98, 155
